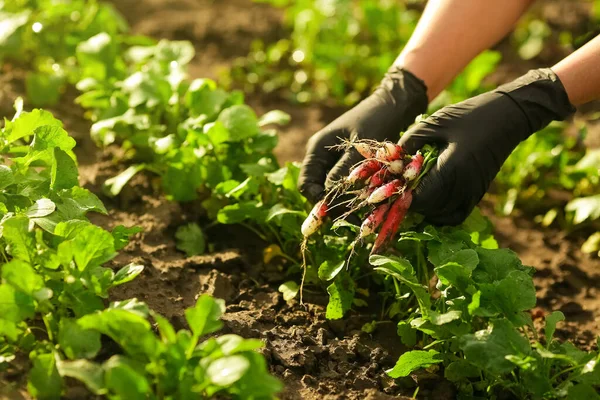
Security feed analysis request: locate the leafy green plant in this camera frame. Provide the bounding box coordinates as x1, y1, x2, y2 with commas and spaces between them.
0, 105, 281, 399
0, 0, 127, 106
78, 38, 290, 204
225, 0, 499, 106
495, 123, 600, 256
59, 295, 281, 399
319, 208, 600, 398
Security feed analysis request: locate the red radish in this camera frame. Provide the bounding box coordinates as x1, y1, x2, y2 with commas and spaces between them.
359, 203, 390, 238
353, 142, 376, 159
402, 153, 424, 181
368, 167, 390, 188
375, 143, 403, 162
301, 200, 328, 237
347, 160, 381, 184
367, 179, 404, 204
388, 159, 404, 175
371, 191, 413, 254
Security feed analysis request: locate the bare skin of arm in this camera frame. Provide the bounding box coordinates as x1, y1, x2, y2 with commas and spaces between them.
552, 35, 600, 105
395, 0, 535, 100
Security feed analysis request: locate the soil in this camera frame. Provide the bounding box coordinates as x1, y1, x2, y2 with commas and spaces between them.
0, 1, 599, 399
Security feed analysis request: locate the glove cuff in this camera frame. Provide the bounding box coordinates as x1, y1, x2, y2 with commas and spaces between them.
379, 65, 429, 124
494, 68, 576, 137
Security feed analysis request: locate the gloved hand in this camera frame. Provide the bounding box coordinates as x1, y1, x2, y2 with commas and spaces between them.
298, 66, 429, 203
399, 68, 576, 225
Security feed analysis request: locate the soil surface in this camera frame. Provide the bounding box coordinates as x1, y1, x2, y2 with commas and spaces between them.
1, 1, 599, 399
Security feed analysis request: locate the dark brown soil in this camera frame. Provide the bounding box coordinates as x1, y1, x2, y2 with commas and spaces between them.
1, 1, 599, 399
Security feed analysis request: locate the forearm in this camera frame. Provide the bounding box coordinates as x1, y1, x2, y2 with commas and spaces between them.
395, 0, 534, 100
552, 35, 600, 106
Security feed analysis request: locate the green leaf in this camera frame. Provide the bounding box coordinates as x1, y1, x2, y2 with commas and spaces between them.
204, 121, 230, 144
104, 165, 145, 196
442, 249, 479, 271
186, 80, 229, 118
386, 350, 443, 378
57, 187, 107, 218
175, 223, 205, 257
266, 203, 304, 222
151, 311, 177, 344
318, 260, 345, 281
444, 360, 480, 382
566, 195, 600, 224
258, 110, 291, 127
0, 165, 15, 189
56, 359, 106, 395
26, 198, 55, 218
240, 158, 277, 177
58, 319, 101, 360
54, 220, 91, 239
460, 319, 531, 375
215, 334, 264, 355
278, 281, 299, 301
185, 294, 225, 338
370, 255, 431, 316
479, 270, 537, 323
78, 309, 157, 360
326, 272, 355, 320
217, 105, 260, 141
6, 108, 60, 143
1, 259, 44, 296
2, 216, 34, 263
67, 225, 116, 271
155, 39, 195, 64
0, 283, 35, 325
110, 299, 150, 318
31, 125, 76, 152
206, 355, 250, 386
435, 262, 472, 290
474, 248, 527, 283
103, 356, 150, 400
544, 311, 565, 346
568, 383, 600, 400
51, 148, 79, 190
113, 263, 144, 286
217, 201, 265, 224
582, 232, 600, 255
397, 321, 417, 347
370, 254, 414, 274
28, 353, 63, 400
112, 225, 143, 251
429, 310, 462, 326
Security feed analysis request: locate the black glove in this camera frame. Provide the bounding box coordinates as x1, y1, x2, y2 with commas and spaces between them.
298, 66, 428, 203
399, 68, 576, 226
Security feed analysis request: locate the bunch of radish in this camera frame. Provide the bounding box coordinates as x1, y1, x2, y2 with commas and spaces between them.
301, 140, 437, 255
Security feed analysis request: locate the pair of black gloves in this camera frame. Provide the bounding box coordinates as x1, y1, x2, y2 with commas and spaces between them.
298, 67, 575, 225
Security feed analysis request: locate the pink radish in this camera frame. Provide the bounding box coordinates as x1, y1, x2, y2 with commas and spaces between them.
388, 159, 404, 175
375, 143, 403, 162
359, 203, 390, 238
402, 153, 424, 181
371, 191, 413, 254
369, 167, 389, 188
367, 179, 404, 204
301, 200, 328, 237
347, 160, 382, 184
353, 142, 376, 159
